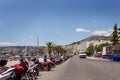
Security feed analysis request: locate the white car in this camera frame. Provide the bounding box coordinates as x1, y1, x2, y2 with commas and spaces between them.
79, 51, 87, 58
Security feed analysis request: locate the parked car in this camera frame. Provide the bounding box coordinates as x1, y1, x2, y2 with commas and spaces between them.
94, 52, 102, 58
79, 51, 86, 58
109, 54, 120, 61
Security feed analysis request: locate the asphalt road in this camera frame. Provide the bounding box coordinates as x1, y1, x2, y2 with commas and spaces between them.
38, 55, 120, 80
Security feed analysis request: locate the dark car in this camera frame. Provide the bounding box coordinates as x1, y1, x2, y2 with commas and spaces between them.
109, 54, 120, 61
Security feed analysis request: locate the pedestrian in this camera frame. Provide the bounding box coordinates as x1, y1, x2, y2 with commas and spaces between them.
44, 53, 47, 62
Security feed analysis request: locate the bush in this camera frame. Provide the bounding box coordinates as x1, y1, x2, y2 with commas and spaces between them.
86, 45, 94, 56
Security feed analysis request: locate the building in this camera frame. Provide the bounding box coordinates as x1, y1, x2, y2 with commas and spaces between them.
117, 27, 120, 43
63, 36, 111, 53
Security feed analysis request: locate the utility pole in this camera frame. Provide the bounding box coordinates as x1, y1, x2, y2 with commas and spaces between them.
36, 34, 40, 56
37, 34, 39, 47
31, 34, 40, 56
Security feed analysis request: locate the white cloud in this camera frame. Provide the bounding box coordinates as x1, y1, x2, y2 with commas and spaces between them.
108, 29, 113, 32
92, 29, 112, 36
104, 33, 112, 36
76, 28, 90, 32
0, 42, 16, 46
76, 27, 113, 36
92, 30, 107, 35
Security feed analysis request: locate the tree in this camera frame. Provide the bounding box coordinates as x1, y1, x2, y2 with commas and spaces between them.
46, 42, 54, 59
111, 23, 119, 45
54, 46, 61, 56
39, 47, 46, 55
96, 42, 111, 52
53, 45, 66, 56
86, 45, 94, 56
61, 48, 66, 55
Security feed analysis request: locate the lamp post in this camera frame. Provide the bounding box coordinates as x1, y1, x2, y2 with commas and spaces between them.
37, 35, 40, 56
36, 34, 39, 56
33, 34, 40, 56
31, 34, 40, 47
37, 34, 39, 47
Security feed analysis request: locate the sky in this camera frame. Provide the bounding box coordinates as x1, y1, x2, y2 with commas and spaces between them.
0, 0, 120, 46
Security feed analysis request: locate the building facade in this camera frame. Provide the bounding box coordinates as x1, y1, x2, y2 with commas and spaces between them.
63, 36, 111, 53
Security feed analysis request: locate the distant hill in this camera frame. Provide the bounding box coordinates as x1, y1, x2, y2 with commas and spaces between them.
70, 36, 111, 45
0, 46, 42, 50
0, 46, 44, 54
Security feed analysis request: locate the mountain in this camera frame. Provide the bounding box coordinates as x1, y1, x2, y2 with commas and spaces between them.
70, 36, 111, 45
0, 46, 44, 54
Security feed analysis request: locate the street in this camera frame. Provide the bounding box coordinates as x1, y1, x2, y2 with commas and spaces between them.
38, 55, 120, 80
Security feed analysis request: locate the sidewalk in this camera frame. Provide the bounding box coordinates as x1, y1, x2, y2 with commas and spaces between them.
6, 60, 19, 67
87, 57, 108, 61
38, 58, 71, 80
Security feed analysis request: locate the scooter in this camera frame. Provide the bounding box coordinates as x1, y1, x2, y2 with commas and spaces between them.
0, 59, 15, 80
0, 68, 15, 80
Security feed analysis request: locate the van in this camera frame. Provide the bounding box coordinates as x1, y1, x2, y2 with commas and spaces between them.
79, 51, 86, 58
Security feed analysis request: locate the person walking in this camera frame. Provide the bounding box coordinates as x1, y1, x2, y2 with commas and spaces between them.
44, 53, 47, 62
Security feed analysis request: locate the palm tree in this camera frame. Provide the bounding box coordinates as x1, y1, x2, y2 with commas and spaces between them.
54, 45, 66, 56
46, 42, 54, 59
55, 46, 61, 56
61, 48, 66, 55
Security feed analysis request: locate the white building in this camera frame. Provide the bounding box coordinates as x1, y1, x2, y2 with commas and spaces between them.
63, 36, 111, 52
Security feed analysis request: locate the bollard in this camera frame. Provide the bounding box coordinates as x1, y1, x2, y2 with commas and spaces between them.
45, 62, 48, 72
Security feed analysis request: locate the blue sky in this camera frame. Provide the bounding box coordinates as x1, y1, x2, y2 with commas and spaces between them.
0, 0, 120, 46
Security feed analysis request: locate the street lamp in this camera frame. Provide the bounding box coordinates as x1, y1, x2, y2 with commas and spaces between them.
31, 34, 40, 56
31, 34, 40, 47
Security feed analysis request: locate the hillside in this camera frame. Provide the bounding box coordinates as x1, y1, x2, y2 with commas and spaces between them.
70, 36, 111, 45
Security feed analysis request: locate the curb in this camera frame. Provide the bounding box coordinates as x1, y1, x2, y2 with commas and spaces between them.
87, 57, 107, 61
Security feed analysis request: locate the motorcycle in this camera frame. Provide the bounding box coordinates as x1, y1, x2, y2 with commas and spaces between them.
0, 59, 15, 80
